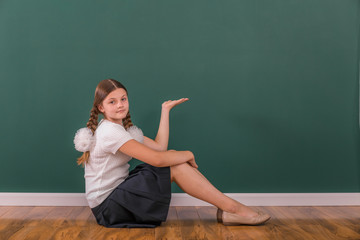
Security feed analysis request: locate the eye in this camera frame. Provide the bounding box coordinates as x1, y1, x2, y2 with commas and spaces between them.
122, 98, 127, 101
110, 101, 115, 104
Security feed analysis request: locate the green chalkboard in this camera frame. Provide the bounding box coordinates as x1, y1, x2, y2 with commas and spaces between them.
0, 0, 359, 193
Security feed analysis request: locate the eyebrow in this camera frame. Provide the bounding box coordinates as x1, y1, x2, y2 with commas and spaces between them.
108, 95, 127, 100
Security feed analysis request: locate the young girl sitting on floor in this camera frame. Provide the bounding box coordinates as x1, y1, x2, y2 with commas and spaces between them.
74, 79, 270, 228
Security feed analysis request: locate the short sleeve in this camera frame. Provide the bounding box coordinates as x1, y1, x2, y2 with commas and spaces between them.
98, 122, 134, 154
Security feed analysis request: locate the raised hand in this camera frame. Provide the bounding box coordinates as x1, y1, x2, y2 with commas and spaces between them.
162, 98, 189, 112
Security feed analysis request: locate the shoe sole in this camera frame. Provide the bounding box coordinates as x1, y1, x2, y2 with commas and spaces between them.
222, 215, 271, 226
217, 208, 271, 226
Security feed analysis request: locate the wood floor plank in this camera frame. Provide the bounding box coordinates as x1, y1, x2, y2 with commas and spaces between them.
66, 207, 93, 225
316, 206, 360, 226
0, 207, 34, 240
25, 206, 75, 240
1, 206, 360, 239
155, 207, 182, 240
196, 206, 235, 240
176, 206, 215, 240
23, 225, 56, 240
310, 207, 360, 239
60, 207, 98, 240
288, 207, 340, 240
83, 210, 131, 240
71, 209, 106, 240
19, 207, 57, 240
80, 225, 130, 240
24, 207, 54, 227
48, 206, 95, 240
264, 206, 360, 240
0, 207, 35, 220
40, 206, 74, 227
7, 207, 54, 240
22, 207, 94, 240
53, 207, 126, 240
127, 228, 155, 240
0, 207, 12, 217
256, 206, 321, 240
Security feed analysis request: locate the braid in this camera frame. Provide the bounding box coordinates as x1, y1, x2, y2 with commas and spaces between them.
77, 106, 100, 166
122, 111, 133, 130
87, 107, 100, 134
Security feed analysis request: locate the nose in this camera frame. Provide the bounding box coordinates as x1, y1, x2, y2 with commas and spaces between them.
117, 101, 124, 108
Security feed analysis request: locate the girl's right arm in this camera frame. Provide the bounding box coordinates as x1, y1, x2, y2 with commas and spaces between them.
119, 139, 197, 168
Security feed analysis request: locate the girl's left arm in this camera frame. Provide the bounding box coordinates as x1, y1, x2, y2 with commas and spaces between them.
143, 98, 189, 151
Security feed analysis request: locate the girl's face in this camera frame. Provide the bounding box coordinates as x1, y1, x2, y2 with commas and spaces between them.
98, 88, 129, 125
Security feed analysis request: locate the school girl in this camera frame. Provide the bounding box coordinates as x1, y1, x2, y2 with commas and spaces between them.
74, 79, 271, 228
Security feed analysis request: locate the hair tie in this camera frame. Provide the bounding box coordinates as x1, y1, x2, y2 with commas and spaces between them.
127, 125, 144, 143
74, 128, 96, 152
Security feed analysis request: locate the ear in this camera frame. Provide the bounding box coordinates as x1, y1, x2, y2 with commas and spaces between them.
97, 104, 104, 113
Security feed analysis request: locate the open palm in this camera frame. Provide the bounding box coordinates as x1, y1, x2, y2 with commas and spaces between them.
162, 98, 189, 111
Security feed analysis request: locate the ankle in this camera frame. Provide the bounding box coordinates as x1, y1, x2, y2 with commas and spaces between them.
235, 206, 258, 217
222, 204, 238, 214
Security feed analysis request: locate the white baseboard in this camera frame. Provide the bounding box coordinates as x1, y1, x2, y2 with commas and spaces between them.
0, 193, 359, 207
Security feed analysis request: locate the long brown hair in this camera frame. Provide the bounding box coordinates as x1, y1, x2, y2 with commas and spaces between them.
77, 79, 134, 166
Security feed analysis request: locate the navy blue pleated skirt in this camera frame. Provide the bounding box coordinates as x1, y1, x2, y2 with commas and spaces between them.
91, 163, 171, 228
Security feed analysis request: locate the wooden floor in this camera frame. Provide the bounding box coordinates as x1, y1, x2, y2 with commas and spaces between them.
0, 206, 359, 240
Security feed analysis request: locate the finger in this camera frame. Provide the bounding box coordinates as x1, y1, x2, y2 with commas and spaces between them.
176, 98, 189, 104
170, 98, 188, 103
191, 160, 198, 168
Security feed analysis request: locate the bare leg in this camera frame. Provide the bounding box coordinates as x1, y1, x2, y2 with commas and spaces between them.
170, 163, 258, 217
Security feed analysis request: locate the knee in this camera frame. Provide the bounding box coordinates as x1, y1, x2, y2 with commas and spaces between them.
170, 162, 188, 173
170, 163, 188, 181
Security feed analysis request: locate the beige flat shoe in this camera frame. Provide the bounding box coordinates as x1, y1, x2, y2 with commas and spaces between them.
217, 208, 271, 226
